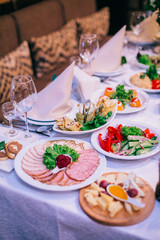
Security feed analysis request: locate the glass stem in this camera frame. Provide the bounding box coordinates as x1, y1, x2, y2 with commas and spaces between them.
24, 112, 31, 138
9, 119, 14, 134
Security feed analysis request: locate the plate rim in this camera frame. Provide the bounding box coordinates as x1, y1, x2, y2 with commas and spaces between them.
94, 64, 128, 77
14, 137, 106, 191
91, 120, 160, 160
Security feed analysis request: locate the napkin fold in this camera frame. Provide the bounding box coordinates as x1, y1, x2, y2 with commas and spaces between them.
90, 25, 126, 72
28, 62, 75, 121
73, 66, 100, 101
127, 11, 159, 43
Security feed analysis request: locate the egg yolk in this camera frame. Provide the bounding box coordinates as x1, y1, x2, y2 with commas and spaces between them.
130, 97, 141, 107
104, 87, 115, 97
117, 101, 124, 111
108, 185, 128, 200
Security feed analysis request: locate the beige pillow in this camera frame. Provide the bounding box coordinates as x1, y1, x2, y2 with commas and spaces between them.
76, 7, 110, 42
0, 41, 33, 104
30, 20, 78, 78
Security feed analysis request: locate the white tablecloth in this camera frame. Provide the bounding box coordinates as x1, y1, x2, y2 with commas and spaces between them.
0, 60, 160, 240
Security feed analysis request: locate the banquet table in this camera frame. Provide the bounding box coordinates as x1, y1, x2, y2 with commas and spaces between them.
0, 49, 160, 240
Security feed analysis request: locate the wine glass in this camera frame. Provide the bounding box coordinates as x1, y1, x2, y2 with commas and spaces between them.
2, 101, 18, 137
129, 11, 146, 54
10, 75, 37, 138
79, 34, 99, 72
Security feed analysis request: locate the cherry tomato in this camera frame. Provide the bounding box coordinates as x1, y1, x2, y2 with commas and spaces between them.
117, 101, 124, 111
104, 87, 115, 97
130, 97, 141, 107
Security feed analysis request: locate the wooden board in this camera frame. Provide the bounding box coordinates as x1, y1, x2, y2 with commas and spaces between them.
79, 172, 155, 226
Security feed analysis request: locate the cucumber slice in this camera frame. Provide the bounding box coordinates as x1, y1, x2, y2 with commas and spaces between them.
128, 141, 139, 147
128, 135, 145, 141
111, 144, 118, 153
121, 143, 129, 150
149, 139, 159, 144
136, 148, 152, 155
135, 142, 153, 149
121, 140, 128, 148
128, 146, 137, 156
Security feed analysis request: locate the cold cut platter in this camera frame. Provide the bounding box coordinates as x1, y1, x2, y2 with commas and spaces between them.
14, 138, 106, 191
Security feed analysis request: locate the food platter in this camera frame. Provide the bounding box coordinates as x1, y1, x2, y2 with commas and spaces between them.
14, 137, 106, 191
53, 101, 117, 135
125, 72, 160, 93
93, 64, 128, 77
79, 172, 155, 226
90, 86, 149, 114
91, 120, 160, 160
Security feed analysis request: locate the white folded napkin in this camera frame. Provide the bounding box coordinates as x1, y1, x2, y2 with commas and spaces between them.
127, 11, 159, 42
90, 25, 126, 72
73, 66, 100, 101
28, 62, 75, 121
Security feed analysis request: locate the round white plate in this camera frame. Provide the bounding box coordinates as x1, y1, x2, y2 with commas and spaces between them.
94, 64, 128, 77
14, 137, 106, 191
53, 101, 117, 135
125, 73, 160, 93
91, 120, 160, 160
90, 86, 149, 114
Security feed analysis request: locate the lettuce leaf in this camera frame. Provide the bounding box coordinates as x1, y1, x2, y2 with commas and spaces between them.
43, 144, 79, 170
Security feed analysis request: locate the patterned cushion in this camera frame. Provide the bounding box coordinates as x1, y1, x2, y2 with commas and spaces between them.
0, 41, 33, 104
30, 20, 78, 78
76, 7, 110, 42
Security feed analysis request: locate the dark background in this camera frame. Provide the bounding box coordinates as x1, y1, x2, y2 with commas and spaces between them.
0, 0, 145, 34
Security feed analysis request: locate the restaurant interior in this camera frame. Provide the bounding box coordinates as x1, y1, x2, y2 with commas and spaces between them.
0, 0, 160, 240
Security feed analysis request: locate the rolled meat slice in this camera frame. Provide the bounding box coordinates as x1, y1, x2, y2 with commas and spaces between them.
65, 149, 100, 181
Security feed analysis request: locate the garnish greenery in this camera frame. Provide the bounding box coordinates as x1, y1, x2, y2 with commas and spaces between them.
110, 84, 134, 108
0, 141, 5, 150
146, 65, 159, 80
43, 144, 79, 170
80, 111, 112, 131
140, 74, 146, 79
121, 126, 143, 139
121, 56, 127, 65
138, 54, 153, 66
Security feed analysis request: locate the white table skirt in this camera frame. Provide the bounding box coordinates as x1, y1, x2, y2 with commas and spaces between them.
0, 62, 160, 240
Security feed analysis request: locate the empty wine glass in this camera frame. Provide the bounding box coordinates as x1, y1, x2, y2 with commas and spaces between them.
79, 34, 99, 72
130, 11, 146, 53
2, 101, 18, 137
10, 75, 37, 138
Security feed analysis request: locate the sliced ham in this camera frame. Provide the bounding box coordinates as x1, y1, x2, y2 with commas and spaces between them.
65, 149, 100, 181
23, 154, 43, 164
46, 171, 64, 185
23, 168, 49, 176
22, 162, 47, 172
34, 144, 45, 156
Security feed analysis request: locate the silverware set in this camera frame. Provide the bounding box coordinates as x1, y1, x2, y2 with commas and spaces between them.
1, 120, 53, 137
92, 74, 118, 83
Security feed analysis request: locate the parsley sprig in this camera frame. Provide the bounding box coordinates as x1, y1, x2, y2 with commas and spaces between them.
110, 84, 134, 108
